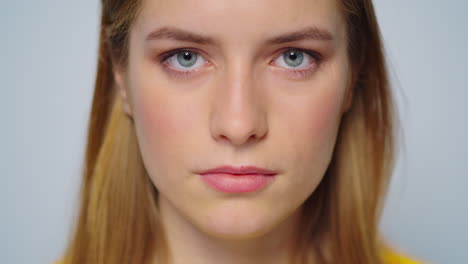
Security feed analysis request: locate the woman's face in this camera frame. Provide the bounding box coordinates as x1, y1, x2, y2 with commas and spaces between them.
116, 0, 351, 238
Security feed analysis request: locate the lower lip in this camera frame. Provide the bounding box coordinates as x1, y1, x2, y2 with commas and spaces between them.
199, 173, 275, 193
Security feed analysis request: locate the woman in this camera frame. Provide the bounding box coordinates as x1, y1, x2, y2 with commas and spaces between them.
57, 0, 421, 263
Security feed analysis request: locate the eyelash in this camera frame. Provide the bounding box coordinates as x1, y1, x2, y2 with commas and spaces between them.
158, 48, 208, 80
157, 47, 323, 80
276, 48, 323, 80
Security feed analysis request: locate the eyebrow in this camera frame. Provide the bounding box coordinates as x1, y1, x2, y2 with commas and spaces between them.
145, 26, 334, 45
145, 26, 217, 45
266, 26, 334, 44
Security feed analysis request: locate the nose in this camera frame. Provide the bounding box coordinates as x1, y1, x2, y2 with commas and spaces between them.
210, 64, 268, 146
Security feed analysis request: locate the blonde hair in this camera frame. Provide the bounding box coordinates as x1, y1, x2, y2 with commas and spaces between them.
61, 0, 398, 263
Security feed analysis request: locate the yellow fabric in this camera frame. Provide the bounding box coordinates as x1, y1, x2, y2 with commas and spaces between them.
383, 250, 423, 264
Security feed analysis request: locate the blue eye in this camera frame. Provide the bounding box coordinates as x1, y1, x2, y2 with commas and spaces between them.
283, 50, 304, 67
273, 48, 319, 70
177, 51, 198, 67
164, 50, 207, 70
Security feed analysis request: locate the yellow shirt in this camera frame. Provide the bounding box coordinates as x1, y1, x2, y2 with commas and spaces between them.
383, 249, 423, 264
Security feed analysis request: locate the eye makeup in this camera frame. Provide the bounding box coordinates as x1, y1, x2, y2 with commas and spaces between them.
269, 47, 324, 80
153, 46, 324, 81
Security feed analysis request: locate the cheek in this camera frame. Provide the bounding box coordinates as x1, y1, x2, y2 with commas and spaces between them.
305, 90, 343, 140
129, 73, 200, 187
135, 95, 188, 144
271, 69, 348, 186
280, 86, 344, 151
293, 94, 342, 179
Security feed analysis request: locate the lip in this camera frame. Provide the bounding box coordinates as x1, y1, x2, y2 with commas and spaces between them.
198, 165, 277, 193
198, 165, 277, 176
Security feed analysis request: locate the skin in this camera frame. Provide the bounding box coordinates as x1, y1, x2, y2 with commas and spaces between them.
114, 0, 353, 263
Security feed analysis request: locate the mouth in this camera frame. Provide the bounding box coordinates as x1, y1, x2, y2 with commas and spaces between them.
198, 165, 277, 193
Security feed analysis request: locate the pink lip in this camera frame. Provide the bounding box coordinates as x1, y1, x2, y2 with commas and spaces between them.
199, 165, 277, 175
198, 166, 277, 193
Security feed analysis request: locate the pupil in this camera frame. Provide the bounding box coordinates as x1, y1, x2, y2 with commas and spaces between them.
183, 52, 192, 61
289, 52, 297, 60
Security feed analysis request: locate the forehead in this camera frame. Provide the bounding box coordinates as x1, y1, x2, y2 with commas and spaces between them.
132, 0, 345, 45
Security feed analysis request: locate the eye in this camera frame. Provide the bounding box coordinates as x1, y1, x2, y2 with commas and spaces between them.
272, 48, 320, 70
163, 50, 207, 71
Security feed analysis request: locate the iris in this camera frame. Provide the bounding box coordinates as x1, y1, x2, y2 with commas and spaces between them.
283, 49, 304, 67
177, 51, 198, 67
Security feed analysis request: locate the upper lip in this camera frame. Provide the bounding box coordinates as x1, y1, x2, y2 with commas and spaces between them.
199, 165, 277, 176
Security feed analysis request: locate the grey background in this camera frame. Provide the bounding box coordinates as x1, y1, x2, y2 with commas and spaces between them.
2, 1, 467, 263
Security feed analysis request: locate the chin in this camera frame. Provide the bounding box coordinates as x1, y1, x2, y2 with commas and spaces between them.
197, 202, 285, 240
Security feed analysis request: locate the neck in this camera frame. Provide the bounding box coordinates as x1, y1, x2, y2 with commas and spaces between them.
154, 196, 304, 264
